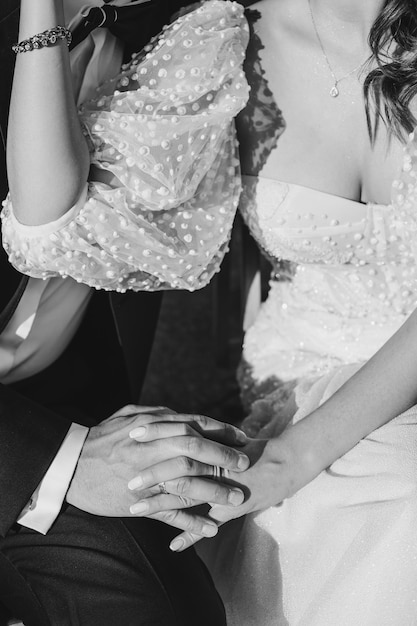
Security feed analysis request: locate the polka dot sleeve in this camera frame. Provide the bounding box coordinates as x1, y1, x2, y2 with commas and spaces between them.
2, 1, 249, 292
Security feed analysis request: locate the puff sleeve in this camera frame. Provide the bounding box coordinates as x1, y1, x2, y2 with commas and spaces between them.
2, 1, 250, 292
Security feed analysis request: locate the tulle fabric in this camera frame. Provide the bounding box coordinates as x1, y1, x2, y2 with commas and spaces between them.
1, 1, 249, 291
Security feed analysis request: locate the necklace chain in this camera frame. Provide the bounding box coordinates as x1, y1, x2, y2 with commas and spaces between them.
308, 0, 365, 97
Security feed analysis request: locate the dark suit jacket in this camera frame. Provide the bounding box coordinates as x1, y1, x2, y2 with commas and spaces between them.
0, 0, 196, 537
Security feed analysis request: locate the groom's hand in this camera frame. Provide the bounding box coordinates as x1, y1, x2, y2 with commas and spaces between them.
66, 404, 249, 537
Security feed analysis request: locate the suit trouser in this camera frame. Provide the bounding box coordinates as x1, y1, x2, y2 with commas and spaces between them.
0, 504, 226, 626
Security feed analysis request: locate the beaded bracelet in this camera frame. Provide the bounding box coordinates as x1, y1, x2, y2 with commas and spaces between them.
12, 26, 72, 54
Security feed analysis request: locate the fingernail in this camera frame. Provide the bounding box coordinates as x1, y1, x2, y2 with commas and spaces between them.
228, 489, 244, 506
170, 537, 185, 552
129, 426, 147, 439
202, 524, 218, 538
130, 501, 149, 515
235, 429, 248, 444
237, 453, 249, 470
128, 476, 143, 490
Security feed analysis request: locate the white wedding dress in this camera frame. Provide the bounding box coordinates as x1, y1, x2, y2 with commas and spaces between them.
195, 5, 417, 623
4, 1, 417, 623
199, 173, 417, 625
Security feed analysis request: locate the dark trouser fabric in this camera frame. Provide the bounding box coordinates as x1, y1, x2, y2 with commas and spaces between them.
0, 505, 226, 626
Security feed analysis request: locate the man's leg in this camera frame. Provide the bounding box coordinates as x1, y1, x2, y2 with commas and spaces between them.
0, 505, 226, 626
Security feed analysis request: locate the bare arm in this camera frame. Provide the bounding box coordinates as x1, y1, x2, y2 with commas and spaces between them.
7, 0, 90, 226
278, 306, 417, 486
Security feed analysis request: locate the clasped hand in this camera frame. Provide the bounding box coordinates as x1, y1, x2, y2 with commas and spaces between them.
66, 404, 250, 539
126, 420, 299, 552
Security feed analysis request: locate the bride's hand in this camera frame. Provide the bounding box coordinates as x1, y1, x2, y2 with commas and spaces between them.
169, 434, 300, 552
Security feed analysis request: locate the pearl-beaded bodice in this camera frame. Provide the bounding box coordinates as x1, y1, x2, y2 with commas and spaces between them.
240, 166, 417, 389
241, 176, 409, 269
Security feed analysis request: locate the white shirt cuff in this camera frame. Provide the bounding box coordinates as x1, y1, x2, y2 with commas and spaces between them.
17, 423, 89, 534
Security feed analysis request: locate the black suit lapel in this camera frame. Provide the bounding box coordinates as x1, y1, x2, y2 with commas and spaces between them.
110, 291, 162, 400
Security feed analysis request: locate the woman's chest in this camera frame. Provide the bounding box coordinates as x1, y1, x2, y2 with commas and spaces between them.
240, 2, 404, 206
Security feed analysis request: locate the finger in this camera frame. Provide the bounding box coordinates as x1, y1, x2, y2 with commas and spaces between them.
209, 504, 237, 523
129, 421, 203, 443
129, 459, 244, 505
170, 530, 207, 552
169, 508, 230, 552
147, 509, 219, 538
113, 405, 176, 418
171, 436, 249, 472
132, 406, 178, 415
128, 456, 236, 493
130, 471, 244, 507
175, 414, 248, 446
128, 457, 213, 490
169, 505, 233, 552
130, 494, 204, 516
166, 477, 244, 506
130, 431, 249, 472
129, 413, 247, 446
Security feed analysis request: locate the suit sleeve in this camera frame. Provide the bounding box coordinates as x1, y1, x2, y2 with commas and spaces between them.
0, 383, 72, 537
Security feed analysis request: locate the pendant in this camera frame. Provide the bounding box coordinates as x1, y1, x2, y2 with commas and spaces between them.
330, 84, 339, 97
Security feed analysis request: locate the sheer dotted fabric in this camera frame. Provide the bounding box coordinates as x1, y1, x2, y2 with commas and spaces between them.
2, 1, 249, 292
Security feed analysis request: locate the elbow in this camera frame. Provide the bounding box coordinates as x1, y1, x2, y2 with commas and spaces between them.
7, 156, 90, 227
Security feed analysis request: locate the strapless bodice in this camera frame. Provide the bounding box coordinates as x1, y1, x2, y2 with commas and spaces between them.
239, 172, 417, 398
240, 176, 408, 268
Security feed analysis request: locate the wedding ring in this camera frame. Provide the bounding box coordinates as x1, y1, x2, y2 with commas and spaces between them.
212, 465, 223, 481
158, 481, 168, 495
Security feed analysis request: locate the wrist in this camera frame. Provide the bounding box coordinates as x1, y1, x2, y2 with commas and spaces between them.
267, 420, 325, 498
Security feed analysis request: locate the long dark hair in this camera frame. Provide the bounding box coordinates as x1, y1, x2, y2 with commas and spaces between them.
364, 0, 417, 142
